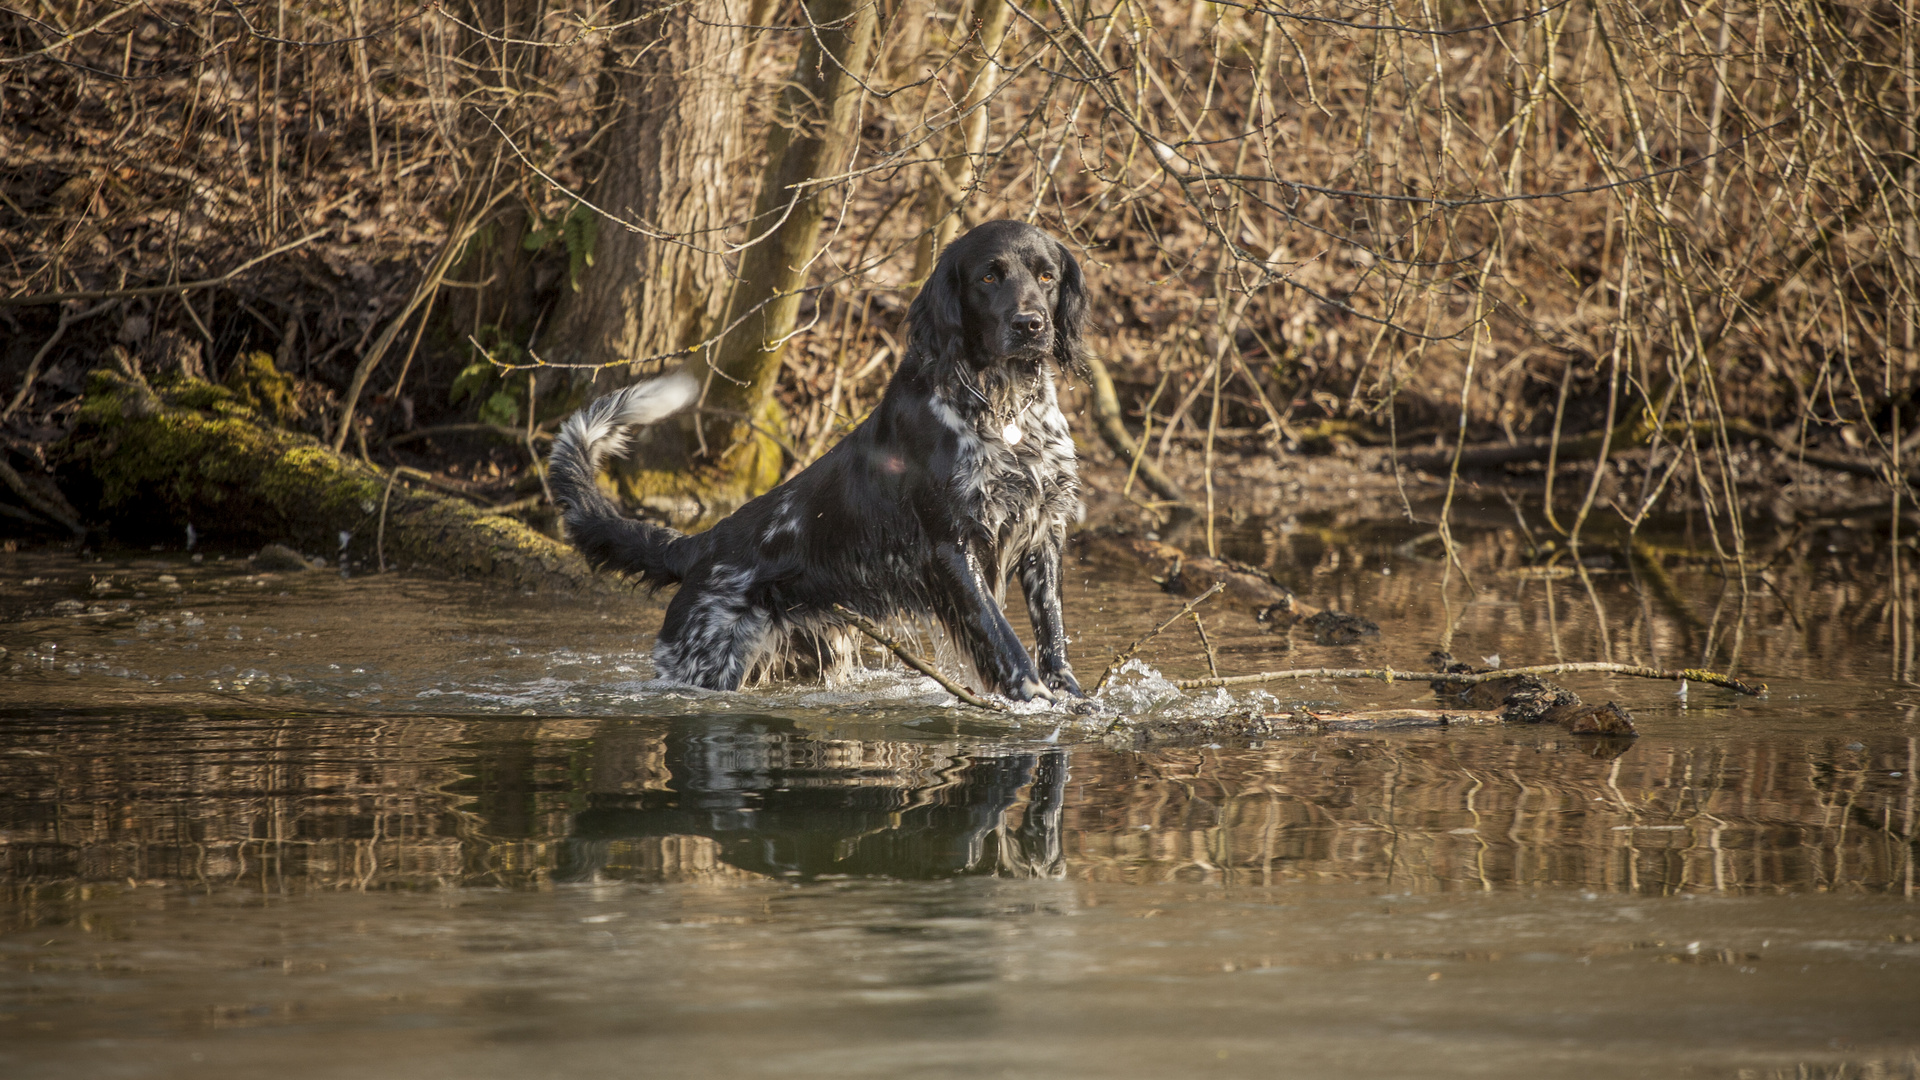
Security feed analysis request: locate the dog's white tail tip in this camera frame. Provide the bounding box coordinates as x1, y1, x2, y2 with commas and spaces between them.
610, 370, 700, 427
558, 370, 701, 469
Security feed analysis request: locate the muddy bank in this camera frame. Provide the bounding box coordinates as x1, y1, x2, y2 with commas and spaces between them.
1071, 407, 1896, 536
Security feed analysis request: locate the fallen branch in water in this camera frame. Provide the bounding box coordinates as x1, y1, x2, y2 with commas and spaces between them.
1117, 705, 1643, 750
1091, 581, 1225, 694
1174, 661, 1764, 696
832, 605, 1004, 711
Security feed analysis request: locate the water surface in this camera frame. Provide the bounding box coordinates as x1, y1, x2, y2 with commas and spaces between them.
3, 507, 1917, 1078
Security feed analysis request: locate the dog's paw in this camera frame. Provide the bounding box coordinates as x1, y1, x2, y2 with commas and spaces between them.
1045, 668, 1084, 698
1005, 674, 1058, 703
1062, 695, 1106, 717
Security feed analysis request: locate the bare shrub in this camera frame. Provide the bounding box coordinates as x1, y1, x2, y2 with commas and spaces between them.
3, 0, 1913, 547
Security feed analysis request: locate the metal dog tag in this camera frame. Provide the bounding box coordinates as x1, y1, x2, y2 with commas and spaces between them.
1001, 421, 1023, 446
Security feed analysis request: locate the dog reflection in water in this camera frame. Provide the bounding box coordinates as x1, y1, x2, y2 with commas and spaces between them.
548, 221, 1089, 703
560, 720, 1068, 881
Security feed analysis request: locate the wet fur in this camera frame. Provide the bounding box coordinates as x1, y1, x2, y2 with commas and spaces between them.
547, 220, 1089, 701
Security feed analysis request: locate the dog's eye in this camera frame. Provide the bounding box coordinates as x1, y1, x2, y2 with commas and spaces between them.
982, 274, 996, 283
1039, 272, 1054, 283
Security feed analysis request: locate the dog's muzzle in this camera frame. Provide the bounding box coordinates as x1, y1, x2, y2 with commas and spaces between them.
1006, 311, 1051, 355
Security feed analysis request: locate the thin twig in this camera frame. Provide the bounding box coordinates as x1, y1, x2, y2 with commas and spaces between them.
1122, 369, 1171, 500
832, 604, 1005, 710
2, 298, 117, 421
332, 189, 513, 453
524, 371, 552, 506
1091, 582, 1225, 694
1174, 662, 1765, 697
0, 457, 83, 537
488, 493, 544, 514
0, 231, 327, 307
1190, 611, 1220, 678
1086, 353, 1187, 507
387, 464, 488, 503
385, 422, 551, 446
375, 465, 401, 572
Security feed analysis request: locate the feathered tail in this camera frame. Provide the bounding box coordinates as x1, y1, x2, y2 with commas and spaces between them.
548, 372, 703, 584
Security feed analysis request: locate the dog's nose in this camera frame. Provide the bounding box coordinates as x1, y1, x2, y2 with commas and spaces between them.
1011, 311, 1046, 339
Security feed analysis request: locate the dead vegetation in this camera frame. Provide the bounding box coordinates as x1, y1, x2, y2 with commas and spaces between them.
1, 0, 1915, 559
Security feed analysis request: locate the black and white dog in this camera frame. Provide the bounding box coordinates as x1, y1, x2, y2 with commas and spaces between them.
548, 220, 1086, 702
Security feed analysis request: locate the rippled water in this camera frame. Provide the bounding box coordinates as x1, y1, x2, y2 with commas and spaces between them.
2, 508, 1917, 1078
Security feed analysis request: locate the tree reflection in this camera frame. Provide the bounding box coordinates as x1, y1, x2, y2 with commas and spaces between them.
0, 710, 1910, 900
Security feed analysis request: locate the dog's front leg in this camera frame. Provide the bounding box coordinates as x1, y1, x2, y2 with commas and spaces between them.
1018, 530, 1082, 697
934, 539, 1054, 703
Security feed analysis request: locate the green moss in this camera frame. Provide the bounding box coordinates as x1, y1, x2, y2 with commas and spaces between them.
224, 351, 303, 427
164, 377, 239, 412
55, 367, 601, 592
59, 362, 794, 589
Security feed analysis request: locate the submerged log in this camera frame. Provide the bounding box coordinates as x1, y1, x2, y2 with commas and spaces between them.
51, 366, 602, 592
1426, 672, 1636, 732
1425, 652, 1638, 734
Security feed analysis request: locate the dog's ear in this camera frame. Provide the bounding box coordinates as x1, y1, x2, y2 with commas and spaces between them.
908, 246, 967, 369
1051, 238, 1089, 375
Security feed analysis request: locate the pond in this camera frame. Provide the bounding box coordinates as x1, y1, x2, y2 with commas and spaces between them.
2, 503, 1917, 1079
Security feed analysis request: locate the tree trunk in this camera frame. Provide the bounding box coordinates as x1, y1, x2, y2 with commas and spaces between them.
691, 0, 879, 483
439, 0, 876, 529
603, 0, 877, 525
518, 0, 768, 527
538, 0, 751, 381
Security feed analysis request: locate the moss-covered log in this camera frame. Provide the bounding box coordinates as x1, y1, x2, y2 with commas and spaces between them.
53, 366, 605, 593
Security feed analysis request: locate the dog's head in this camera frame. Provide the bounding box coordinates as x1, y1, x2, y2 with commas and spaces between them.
909, 220, 1088, 376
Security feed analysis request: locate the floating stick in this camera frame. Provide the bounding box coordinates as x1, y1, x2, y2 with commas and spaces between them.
1173, 661, 1764, 697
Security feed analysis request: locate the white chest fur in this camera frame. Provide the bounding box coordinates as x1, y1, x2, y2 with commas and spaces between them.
931, 387, 1076, 486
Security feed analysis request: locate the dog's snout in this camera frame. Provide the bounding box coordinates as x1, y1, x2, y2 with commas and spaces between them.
1011, 311, 1047, 339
